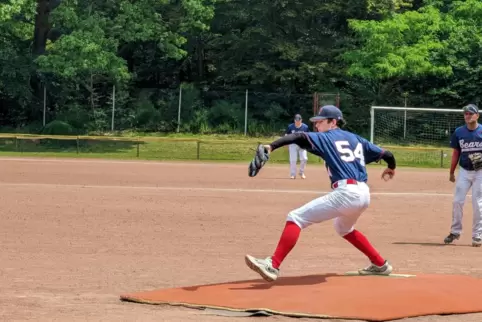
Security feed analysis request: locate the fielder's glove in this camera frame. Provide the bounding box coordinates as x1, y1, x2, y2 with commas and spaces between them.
248, 144, 270, 177
469, 152, 482, 171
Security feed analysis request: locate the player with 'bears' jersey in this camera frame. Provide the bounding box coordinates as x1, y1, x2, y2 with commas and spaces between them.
445, 104, 482, 247
245, 105, 396, 282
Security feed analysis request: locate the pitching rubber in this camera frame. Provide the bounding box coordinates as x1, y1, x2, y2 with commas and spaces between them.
344, 271, 416, 278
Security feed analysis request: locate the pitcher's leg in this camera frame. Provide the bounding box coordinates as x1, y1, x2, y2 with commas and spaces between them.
471, 171, 482, 246
334, 184, 391, 275
288, 144, 298, 178
271, 221, 301, 268
245, 220, 300, 282
286, 191, 343, 229
245, 191, 343, 282
336, 215, 386, 267
272, 193, 343, 267
447, 169, 472, 243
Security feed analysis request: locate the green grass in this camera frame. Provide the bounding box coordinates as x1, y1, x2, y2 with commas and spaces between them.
0, 136, 299, 163
84, 130, 284, 141
0, 134, 452, 168
386, 146, 451, 168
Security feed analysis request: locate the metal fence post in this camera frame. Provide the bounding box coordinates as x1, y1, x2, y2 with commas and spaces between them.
111, 85, 115, 131
244, 89, 248, 136
177, 86, 182, 133
197, 141, 201, 160
43, 85, 47, 126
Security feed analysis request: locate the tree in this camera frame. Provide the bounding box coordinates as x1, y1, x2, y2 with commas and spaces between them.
0, 0, 36, 125
343, 0, 482, 105
31, 0, 215, 129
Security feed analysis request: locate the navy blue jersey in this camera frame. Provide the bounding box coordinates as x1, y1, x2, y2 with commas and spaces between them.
305, 129, 384, 183
450, 124, 482, 170
286, 123, 309, 135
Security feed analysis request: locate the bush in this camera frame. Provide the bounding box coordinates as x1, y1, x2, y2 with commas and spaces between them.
208, 100, 244, 131
56, 104, 90, 132
41, 120, 74, 135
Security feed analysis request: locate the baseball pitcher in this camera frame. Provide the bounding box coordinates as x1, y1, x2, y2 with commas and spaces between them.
446, 104, 482, 247
247, 105, 396, 281
286, 114, 309, 179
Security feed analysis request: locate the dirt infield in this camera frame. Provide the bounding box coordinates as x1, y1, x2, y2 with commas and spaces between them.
1, 156, 482, 322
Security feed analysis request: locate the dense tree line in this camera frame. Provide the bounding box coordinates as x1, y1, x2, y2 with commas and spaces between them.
0, 0, 480, 137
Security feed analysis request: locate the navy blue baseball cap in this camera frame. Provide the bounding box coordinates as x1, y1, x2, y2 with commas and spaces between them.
463, 104, 479, 114
294, 114, 302, 121
309, 105, 343, 122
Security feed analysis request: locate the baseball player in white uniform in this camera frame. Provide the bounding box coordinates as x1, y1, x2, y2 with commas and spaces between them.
246, 105, 397, 281
445, 104, 482, 247
286, 114, 309, 179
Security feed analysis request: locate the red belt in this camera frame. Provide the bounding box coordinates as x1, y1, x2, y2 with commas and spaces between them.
332, 179, 358, 189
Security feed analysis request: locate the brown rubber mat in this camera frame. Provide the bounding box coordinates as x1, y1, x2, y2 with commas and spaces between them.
120, 273, 482, 321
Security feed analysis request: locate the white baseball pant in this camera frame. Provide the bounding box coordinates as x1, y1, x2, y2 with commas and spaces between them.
289, 144, 308, 176
451, 168, 482, 238
287, 180, 370, 236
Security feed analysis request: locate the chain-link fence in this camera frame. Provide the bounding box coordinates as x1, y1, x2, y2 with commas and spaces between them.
10, 82, 342, 136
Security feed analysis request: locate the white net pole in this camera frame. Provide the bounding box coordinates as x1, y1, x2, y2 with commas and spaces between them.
370, 106, 375, 143
403, 109, 407, 139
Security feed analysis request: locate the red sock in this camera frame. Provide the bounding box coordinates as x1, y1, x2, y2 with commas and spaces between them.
343, 230, 385, 266
271, 221, 301, 269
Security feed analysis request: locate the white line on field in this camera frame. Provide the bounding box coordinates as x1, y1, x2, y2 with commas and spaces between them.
0, 157, 248, 167
0, 157, 450, 172
0, 182, 463, 197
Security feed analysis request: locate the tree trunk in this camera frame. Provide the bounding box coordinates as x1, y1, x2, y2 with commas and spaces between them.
91, 73, 95, 110
197, 36, 205, 82
33, 0, 51, 56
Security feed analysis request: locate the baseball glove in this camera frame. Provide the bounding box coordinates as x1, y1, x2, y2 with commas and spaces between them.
248, 144, 270, 177
469, 152, 482, 171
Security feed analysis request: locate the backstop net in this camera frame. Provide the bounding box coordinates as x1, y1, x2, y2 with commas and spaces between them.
370, 106, 465, 167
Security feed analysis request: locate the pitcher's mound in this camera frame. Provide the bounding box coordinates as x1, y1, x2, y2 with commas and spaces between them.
120, 273, 482, 321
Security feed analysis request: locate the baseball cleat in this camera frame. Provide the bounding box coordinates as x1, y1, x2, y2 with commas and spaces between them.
444, 233, 460, 244
290, 175, 295, 179
300, 173, 306, 179
245, 255, 279, 282
472, 237, 482, 247
358, 260, 393, 276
